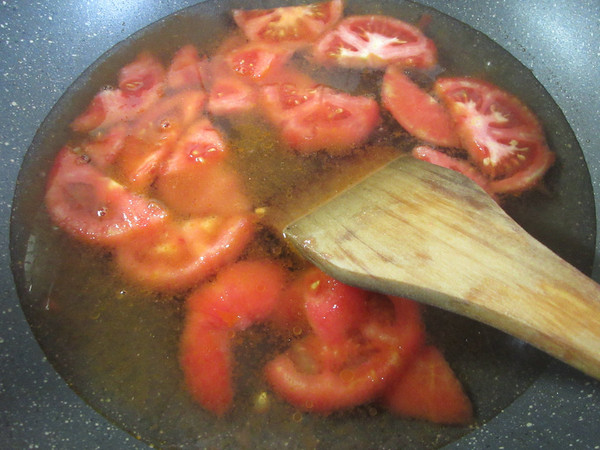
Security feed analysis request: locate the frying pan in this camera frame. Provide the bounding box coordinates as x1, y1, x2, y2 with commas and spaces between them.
2, 0, 599, 447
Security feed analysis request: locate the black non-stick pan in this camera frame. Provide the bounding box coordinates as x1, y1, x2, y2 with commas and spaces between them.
3, 0, 599, 448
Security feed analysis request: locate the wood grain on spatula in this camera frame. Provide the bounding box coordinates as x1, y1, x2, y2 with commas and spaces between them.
284, 156, 600, 381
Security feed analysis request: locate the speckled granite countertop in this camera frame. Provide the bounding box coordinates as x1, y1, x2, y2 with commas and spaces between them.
1, 0, 599, 448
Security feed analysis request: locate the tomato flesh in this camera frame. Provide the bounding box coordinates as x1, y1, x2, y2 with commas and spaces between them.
435, 77, 555, 192
180, 260, 286, 415
166, 44, 207, 91
382, 345, 473, 425
187, 260, 286, 330
262, 84, 380, 155
233, 0, 343, 48
224, 42, 293, 83
303, 268, 369, 345
44, 146, 168, 246
155, 120, 252, 218
265, 271, 426, 415
71, 52, 166, 132
313, 15, 437, 69
179, 312, 233, 416
114, 214, 255, 292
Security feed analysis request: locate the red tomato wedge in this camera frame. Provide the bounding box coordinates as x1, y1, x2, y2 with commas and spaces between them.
180, 260, 286, 415
179, 313, 233, 416
382, 66, 459, 147
78, 123, 127, 172
71, 52, 166, 132
111, 90, 206, 193
265, 333, 401, 414
187, 260, 286, 330
412, 145, 494, 196
204, 57, 258, 116
155, 120, 252, 218
44, 146, 167, 246
114, 214, 254, 292
435, 77, 555, 193
265, 294, 425, 414
224, 42, 293, 83
262, 84, 380, 155
118, 51, 166, 99
303, 268, 369, 345
233, 0, 343, 49
166, 44, 207, 91
381, 345, 473, 425
207, 75, 257, 116
312, 15, 437, 69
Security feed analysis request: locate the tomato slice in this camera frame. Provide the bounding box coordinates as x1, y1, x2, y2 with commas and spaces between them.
118, 51, 166, 100
265, 334, 400, 414
224, 42, 293, 83
78, 123, 127, 171
412, 145, 494, 195
166, 44, 207, 91
71, 52, 166, 132
44, 146, 168, 246
381, 345, 473, 425
262, 84, 380, 155
114, 214, 255, 292
435, 77, 555, 193
187, 260, 286, 330
312, 15, 437, 69
206, 75, 258, 116
381, 66, 459, 147
155, 119, 252, 218
233, 0, 343, 49
179, 312, 233, 416
204, 56, 259, 116
265, 294, 425, 414
302, 267, 369, 345
111, 90, 206, 193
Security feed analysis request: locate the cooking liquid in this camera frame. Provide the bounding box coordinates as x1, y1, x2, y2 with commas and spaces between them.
15, 0, 584, 448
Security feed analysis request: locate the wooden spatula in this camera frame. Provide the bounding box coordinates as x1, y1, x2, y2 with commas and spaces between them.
283, 156, 600, 381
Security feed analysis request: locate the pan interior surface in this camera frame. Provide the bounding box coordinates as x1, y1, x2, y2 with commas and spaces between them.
9, 0, 595, 448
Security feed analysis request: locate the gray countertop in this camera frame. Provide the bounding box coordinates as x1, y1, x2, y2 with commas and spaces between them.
1, 0, 599, 448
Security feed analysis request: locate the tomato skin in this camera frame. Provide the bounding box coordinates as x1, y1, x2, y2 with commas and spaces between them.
233, 0, 343, 49
179, 312, 233, 416
44, 146, 168, 246
435, 77, 555, 192
381, 345, 473, 425
114, 214, 255, 292
382, 66, 459, 147
312, 15, 438, 69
